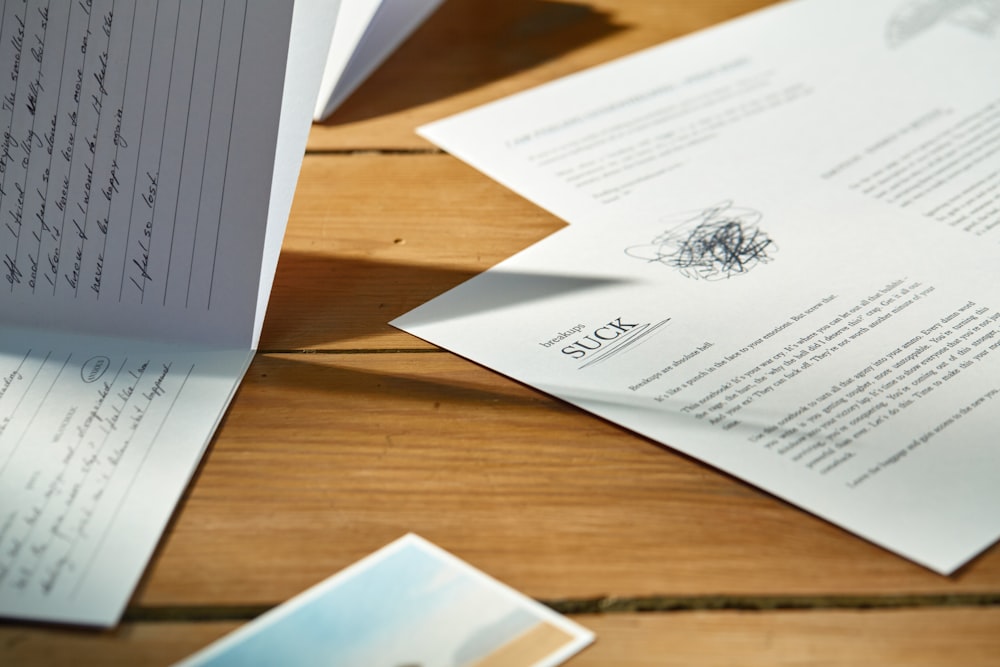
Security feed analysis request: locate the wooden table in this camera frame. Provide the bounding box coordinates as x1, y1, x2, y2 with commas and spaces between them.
5, 1, 1000, 664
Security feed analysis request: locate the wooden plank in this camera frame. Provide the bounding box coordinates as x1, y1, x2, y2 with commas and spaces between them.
474, 621, 578, 667
571, 609, 1000, 667
6, 608, 1000, 666
262, 153, 563, 351
0, 621, 232, 667
132, 353, 1000, 608
307, 0, 780, 150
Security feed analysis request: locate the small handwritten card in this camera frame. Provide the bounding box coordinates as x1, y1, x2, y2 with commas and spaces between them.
176, 534, 594, 667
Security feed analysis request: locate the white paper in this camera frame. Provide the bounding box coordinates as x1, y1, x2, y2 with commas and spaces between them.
176, 534, 594, 667
394, 156, 1000, 574
395, 1, 1000, 572
255, 0, 341, 346
418, 0, 1000, 226
0, 0, 294, 346
313, 0, 443, 121
0, 329, 253, 627
0, 0, 336, 626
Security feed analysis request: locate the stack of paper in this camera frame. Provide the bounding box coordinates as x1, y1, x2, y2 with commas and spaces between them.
393, 0, 1000, 574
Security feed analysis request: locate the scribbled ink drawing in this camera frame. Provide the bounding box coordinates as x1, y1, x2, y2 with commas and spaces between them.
886, 0, 1000, 48
625, 201, 775, 280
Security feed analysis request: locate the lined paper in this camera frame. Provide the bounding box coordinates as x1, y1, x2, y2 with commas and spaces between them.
0, 330, 253, 625
1, 0, 293, 347
0, 0, 337, 626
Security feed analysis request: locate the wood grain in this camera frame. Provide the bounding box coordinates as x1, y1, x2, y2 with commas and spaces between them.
3, 0, 998, 664
308, 0, 780, 150
571, 608, 1000, 667
5, 608, 1000, 667
132, 353, 1000, 609
261, 153, 564, 350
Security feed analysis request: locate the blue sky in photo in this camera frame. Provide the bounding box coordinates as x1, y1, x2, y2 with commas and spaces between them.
191, 540, 544, 667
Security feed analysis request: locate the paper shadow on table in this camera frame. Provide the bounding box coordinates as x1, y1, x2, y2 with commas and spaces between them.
322, 0, 627, 125
259, 250, 631, 350
240, 356, 997, 579
228, 353, 987, 574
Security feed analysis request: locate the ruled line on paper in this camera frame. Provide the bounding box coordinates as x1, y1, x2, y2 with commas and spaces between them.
185, 0, 227, 309
71, 361, 194, 597
30, 2, 73, 296
4, 1, 51, 282
0, 345, 196, 601
207, 0, 249, 311
0, 350, 67, 479
134, 0, 183, 303
0, 0, 254, 317
95, 1, 138, 302
0, 0, 294, 353
51, 1, 96, 296
162, 4, 206, 306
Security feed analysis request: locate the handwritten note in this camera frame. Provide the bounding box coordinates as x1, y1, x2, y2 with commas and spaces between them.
0, 0, 339, 626
0, 346, 187, 598
0, 330, 253, 625
1, 0, 295, 347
